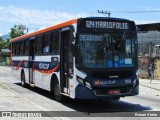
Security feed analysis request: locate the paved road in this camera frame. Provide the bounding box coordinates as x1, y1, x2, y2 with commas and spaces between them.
0, 67, 160, 119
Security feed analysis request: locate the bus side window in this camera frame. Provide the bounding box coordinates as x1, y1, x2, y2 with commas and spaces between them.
43, 33, 50, 54
36, 35, 43, 55
12, 43, 15, 55
51, 31, 59, 54
16, 42, 20, 56
20, 41, 24, 55
24, 40, 29, 55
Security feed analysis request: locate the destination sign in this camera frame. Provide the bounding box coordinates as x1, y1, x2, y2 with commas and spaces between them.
79, 34, 103, 41
86, 21, 129, 30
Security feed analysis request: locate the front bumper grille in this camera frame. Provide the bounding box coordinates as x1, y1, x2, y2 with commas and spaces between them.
91, 71, 134, 79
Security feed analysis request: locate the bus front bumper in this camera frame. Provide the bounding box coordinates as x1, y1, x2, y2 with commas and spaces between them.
75, 80, 139, 100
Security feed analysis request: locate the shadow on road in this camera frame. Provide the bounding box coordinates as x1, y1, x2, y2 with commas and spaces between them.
14, 82, 152, 113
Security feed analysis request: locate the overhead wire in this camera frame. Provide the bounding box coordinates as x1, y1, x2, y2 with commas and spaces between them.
110, 10, 160, 13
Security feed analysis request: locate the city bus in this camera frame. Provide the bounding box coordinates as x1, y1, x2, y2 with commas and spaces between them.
11, 17, 139, 102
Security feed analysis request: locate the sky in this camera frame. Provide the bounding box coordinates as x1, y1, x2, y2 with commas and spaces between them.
0, 0, 160, 35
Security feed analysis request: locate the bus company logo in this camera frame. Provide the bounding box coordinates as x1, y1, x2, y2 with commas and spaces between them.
39, 63, 49, 70
94, 80, 116, 86
94, 80, 100, 86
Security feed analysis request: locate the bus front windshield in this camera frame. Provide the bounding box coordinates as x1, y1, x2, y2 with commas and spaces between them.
75, 33, 137, 69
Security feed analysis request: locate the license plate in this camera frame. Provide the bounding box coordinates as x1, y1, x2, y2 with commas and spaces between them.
108, 90, 120, 95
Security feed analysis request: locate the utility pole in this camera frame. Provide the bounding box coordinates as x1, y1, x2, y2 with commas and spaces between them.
98, 10, 111, 17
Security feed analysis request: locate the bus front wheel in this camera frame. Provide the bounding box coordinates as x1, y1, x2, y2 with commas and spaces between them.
53, 80, 64, 102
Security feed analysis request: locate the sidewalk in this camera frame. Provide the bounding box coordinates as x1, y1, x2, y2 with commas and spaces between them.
0, 66, 11, 72
139, 78, 160, 91
0, 83, 57, 119
0, 83, 40, 111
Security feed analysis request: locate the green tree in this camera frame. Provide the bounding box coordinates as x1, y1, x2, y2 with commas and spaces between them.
9, 25, 25, 39
0, 37, 6, 49
8, 25, 25, 49
0, 25, 25, 61
0, 37, 3, 45
0, 37, 3, 54
0, 37, 7, 61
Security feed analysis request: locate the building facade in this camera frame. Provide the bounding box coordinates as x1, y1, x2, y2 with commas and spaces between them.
137, 23, 160, 79
137, 23, 160, 56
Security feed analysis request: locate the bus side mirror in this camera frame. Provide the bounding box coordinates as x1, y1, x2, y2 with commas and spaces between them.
71, 44, 77, 56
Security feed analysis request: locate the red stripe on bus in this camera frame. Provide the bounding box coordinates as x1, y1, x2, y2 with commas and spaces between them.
12, 60, 27, 70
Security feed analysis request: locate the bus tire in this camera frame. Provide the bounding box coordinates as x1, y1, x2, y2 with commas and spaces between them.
21, 71, 26, 87
53, 79, 64, 102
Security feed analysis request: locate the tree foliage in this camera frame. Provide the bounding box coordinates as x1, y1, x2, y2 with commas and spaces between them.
9, 25, 25, 39
0, 36, 9, 61
0, 37, 7, 49
7, 25, 25, 49
0, 25, 25, 61
0, 37, 3, 45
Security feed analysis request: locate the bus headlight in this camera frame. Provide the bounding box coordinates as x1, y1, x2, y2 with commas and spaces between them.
77, 76, 84, 84
133, 77, 138, 86
133, 79, 136, 85
136, 69, 139, 76
76, 76, 92, 89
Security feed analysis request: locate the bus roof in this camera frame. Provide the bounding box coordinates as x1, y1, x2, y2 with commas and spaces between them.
12, 19, 77, 42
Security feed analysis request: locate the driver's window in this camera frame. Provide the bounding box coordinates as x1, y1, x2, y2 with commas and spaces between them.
126, 39, 132, 56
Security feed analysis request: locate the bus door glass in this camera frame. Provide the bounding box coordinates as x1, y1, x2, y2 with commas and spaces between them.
60, 29, 73, 93
29, 38, 35, 84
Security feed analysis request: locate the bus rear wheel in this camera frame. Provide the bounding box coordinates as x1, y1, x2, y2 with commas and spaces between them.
21, 72, 26, 87
53, 80, 64, 102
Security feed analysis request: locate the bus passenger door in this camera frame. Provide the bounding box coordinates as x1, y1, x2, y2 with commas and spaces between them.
60, 30, 73, 94
29, 38, 35, 86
